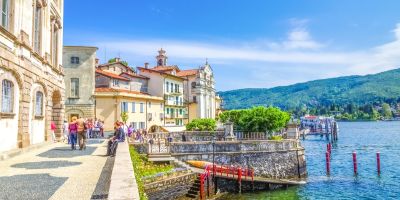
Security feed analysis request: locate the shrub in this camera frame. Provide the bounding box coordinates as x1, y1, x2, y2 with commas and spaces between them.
186, 118, 217, 131
270, 135, 283, 141
129, 146, 173, 200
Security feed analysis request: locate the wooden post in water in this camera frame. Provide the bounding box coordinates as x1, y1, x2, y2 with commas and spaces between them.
326, 151, 330, 175
377, 152, 381, 175
353, 151, 357, 175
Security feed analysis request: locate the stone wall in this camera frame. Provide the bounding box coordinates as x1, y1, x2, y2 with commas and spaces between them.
171, 140, 306, 179
144, 173, 197, 200
65, 104, 95, 121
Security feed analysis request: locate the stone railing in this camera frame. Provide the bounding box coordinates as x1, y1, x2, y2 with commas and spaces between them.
147, 131, 286, 142
169, 139, 299, 154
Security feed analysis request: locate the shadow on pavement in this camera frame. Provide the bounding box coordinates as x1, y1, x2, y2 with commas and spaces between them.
91, 156, 115, 200
37, 146, 97, 158
0, 173, 67, 200
86, 139, 106, 145
11, 160, 81, 169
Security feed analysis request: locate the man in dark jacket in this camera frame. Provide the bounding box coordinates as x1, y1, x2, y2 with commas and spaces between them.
107, 122, 123, 156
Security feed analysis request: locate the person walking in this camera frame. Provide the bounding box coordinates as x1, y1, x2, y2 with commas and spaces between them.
50, 121, 57, 143
62, 120, 69, 144
76, 117, 86, 150
69, 119, 78, 150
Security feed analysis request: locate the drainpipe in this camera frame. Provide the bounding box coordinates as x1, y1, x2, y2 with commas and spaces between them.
146, 100, 148, 130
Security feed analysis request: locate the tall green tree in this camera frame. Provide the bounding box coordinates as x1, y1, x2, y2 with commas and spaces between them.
381, 103, 393, 119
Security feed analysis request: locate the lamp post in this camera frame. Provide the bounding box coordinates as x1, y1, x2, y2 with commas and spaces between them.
212, 136, 216, 194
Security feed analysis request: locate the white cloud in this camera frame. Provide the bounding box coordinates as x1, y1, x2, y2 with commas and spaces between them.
93, 23, 400, 90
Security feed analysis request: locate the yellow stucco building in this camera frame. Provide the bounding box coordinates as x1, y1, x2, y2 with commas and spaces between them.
94, 59, 164, 132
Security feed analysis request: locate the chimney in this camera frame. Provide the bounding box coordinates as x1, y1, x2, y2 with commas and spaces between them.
115, 57, 120, 62
95, 58, 99, 66
144, 62, 149, 69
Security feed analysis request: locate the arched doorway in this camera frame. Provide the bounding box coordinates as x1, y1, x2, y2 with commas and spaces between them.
51, 90, 63, 139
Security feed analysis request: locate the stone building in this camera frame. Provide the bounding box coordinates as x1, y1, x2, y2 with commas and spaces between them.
138, 49, 188, 132
0, 0, 64, 153
94, 59, 164, 131
63, 46, 97, 122
178, 61, 218, 121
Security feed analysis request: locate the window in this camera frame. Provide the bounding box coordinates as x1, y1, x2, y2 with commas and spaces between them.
131, 102, 135, 113
139, 122, 146, 129
179, 109, 183, 115
71, 57, 79, 64
170, 82, 173, 93
175, 84, 179, 93
175, 96, 179, 105
191, 82, 196, 88
166, 107, 170, 114
35, 91, 43, 116
0, 0, 10, 29
193, 96, 197, 103
121, 102, 128, 112
140, 103, 144, 113
166, 81, 169, 92
51, 21, 59, 66
112, 79, 119, 86
70, 78, 79, 98
33, 4, 42, 53
1, 80, 13, 113
171, 108, 175, 116
148, 102, 151, 108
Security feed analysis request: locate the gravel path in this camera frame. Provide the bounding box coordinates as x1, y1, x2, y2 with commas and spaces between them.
0, 138, 113, 200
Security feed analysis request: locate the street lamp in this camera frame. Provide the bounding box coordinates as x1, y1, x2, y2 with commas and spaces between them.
212, 135, 216, 194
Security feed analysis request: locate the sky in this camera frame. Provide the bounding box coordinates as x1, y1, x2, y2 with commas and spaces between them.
63, 0, 400, 91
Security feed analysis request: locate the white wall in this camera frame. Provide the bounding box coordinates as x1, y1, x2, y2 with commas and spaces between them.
29, 83, 46, 145
0, 69, 20, 152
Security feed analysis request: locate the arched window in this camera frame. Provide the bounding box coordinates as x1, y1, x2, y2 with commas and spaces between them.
1, 79, 13, 113
35, 91, 43, 116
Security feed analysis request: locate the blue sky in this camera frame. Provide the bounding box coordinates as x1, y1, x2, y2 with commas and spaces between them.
64, 0, 400, 91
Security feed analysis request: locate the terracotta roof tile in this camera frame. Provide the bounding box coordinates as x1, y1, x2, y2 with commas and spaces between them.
177, 69, 199, 77
120, 72, 149, 79
95, 69, 130, 81
95, 88, 148, 95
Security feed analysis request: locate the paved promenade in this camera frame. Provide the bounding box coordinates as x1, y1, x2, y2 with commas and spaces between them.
0, 139, 113, 200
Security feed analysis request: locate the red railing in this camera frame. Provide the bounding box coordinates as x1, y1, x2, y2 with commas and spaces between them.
199, 164, 254, 199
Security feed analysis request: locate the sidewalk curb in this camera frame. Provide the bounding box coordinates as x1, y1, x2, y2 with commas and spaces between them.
0, 141, 53, 161
108, 140, 140, 200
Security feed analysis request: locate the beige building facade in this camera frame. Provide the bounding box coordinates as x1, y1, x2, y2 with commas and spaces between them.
95, 60, 164, 131
0, 0, 64, 153
138, 49, 188, 131
178, 62, 217, 121
63, 46, 97, 121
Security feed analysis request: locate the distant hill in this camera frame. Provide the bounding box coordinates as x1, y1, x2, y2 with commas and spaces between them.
219, 68, 400, 110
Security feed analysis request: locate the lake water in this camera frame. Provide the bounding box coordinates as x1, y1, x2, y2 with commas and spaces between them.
220, 121, 400, 199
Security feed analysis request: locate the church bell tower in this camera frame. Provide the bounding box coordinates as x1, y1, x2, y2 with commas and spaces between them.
156, 48, 168, 66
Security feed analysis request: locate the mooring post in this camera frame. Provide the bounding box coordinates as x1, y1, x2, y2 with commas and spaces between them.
207, 174, 210, 197
237, 168, 242, 193
377, 152, 381, 175
326, 151, 330, 175
353, 151, 357, 175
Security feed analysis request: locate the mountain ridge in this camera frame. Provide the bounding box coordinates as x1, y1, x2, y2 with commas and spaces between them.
218, 68, 400, 110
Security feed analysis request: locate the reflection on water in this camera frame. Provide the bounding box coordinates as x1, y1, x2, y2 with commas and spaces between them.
220, 121, 400, 199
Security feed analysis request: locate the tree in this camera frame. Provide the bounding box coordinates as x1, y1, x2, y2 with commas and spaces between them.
381, 103, 393, 119
186, 119, 217, 131
241, 106, 290, 133
121, 112, 129, 124
218, 106, 290, 133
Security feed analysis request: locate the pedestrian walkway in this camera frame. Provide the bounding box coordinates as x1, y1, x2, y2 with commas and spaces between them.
0, 138, 113, 200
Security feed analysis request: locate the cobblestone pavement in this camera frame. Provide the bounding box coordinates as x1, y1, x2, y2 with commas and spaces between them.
0, 138, 114, 200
